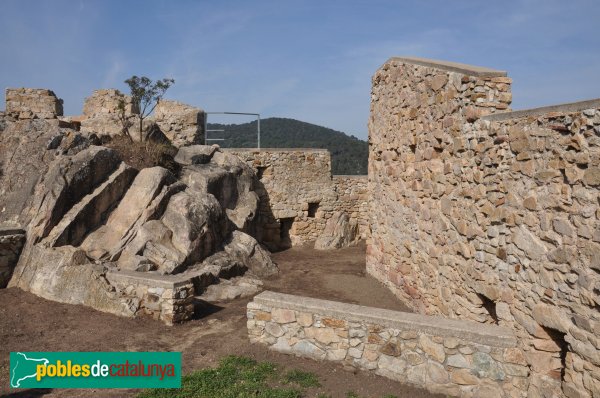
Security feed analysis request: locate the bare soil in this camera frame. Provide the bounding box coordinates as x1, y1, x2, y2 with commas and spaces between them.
1, 243, 440, 398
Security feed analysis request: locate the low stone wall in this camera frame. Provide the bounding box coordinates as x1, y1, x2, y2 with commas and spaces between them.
5, 88, 63, 119
226, 149, 368, 248
106, 270, 195, 325
248, 291, 524, 397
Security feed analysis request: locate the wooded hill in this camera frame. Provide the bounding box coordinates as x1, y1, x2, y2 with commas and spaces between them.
207, 117, 368, 175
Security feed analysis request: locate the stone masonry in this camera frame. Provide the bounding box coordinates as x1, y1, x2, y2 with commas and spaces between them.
5, 88, 63, 120
105, 270, 195, 325
80, 89, 139, 137
154, 99, 205, 147
79, 89, 204, 144
226, 149, 368, 249
248, 291, 524, 398
368, 56, 600, 397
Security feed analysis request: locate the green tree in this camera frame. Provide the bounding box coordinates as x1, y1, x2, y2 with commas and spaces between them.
124, 76, 175, 141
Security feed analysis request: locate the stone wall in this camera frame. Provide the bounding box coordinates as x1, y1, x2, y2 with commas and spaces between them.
5, 88, 63, 119
80, 89, 138, 138
226, 149, 368, 249
367, 56, 600, 396
332, 175, 369, 239
79, 90, 204, 145
105, 270, 195, 325
248, 291, 524, 397
154, 99, 205, 147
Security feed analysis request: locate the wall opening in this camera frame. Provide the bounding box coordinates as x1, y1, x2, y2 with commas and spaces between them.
256, 166, 268, 180
541, 326, 568, 383
279, 217, 295, 249
307, 202, 319, 218
477, 294, 498, 324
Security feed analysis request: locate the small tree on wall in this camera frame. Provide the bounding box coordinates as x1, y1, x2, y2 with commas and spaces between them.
124, 76, 175, 141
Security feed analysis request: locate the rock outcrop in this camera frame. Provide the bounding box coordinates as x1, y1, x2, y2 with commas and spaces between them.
0, 227, 25, 288
1, 88, 274, 324
314, 211, 359, 250
3, 124, 275, 324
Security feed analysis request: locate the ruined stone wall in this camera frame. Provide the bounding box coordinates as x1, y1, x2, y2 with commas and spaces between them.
154, 99, 205, 147
368, 56, 600, 396
80, 89, 138, 137
332, 175, 369, 239
226, 149, 369, 248
248, 291, 524, 397
5, 88, 63, 119
79, 90, 204, 145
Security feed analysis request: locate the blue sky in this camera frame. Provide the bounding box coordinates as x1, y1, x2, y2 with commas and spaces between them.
1, 0, 599, 139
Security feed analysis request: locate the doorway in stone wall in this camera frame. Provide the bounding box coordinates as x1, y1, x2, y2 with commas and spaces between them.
279, 217, 294, 249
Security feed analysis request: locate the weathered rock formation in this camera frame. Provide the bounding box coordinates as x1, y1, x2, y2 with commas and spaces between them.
0, 227, 25, 288
314, 211, 359, 250
1, 90, 276, 324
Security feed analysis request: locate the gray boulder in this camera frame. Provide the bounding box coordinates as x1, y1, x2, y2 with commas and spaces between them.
199, 275, 263, 302
174, 145, 218, 165
314, 211, 359, 250
0, 118, 62, 226
80, 166, 177, 259
161, 190, 226, 267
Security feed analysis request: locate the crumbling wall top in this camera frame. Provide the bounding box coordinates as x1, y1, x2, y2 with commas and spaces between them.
481, 97, 600, 122
5, 88, 63, 119
387, 56, 507, 77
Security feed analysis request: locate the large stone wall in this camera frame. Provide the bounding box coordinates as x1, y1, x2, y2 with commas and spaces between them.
5, 88, 63, 120
248, 291, 524, 397
225, 149, 368, 249
368, 56, 600, 396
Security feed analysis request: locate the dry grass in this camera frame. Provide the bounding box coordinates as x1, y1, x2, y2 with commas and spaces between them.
105, 135, 180, 174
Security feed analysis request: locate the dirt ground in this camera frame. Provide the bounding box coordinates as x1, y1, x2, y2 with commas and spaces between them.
1, 243, 440, 398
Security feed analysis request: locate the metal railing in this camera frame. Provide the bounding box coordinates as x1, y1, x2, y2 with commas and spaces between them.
204, 112, 261, 150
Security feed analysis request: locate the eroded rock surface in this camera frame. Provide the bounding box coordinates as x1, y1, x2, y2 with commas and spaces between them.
0, 227, 25, 288
314, 211, 359, 250
3, 109, 276, 324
